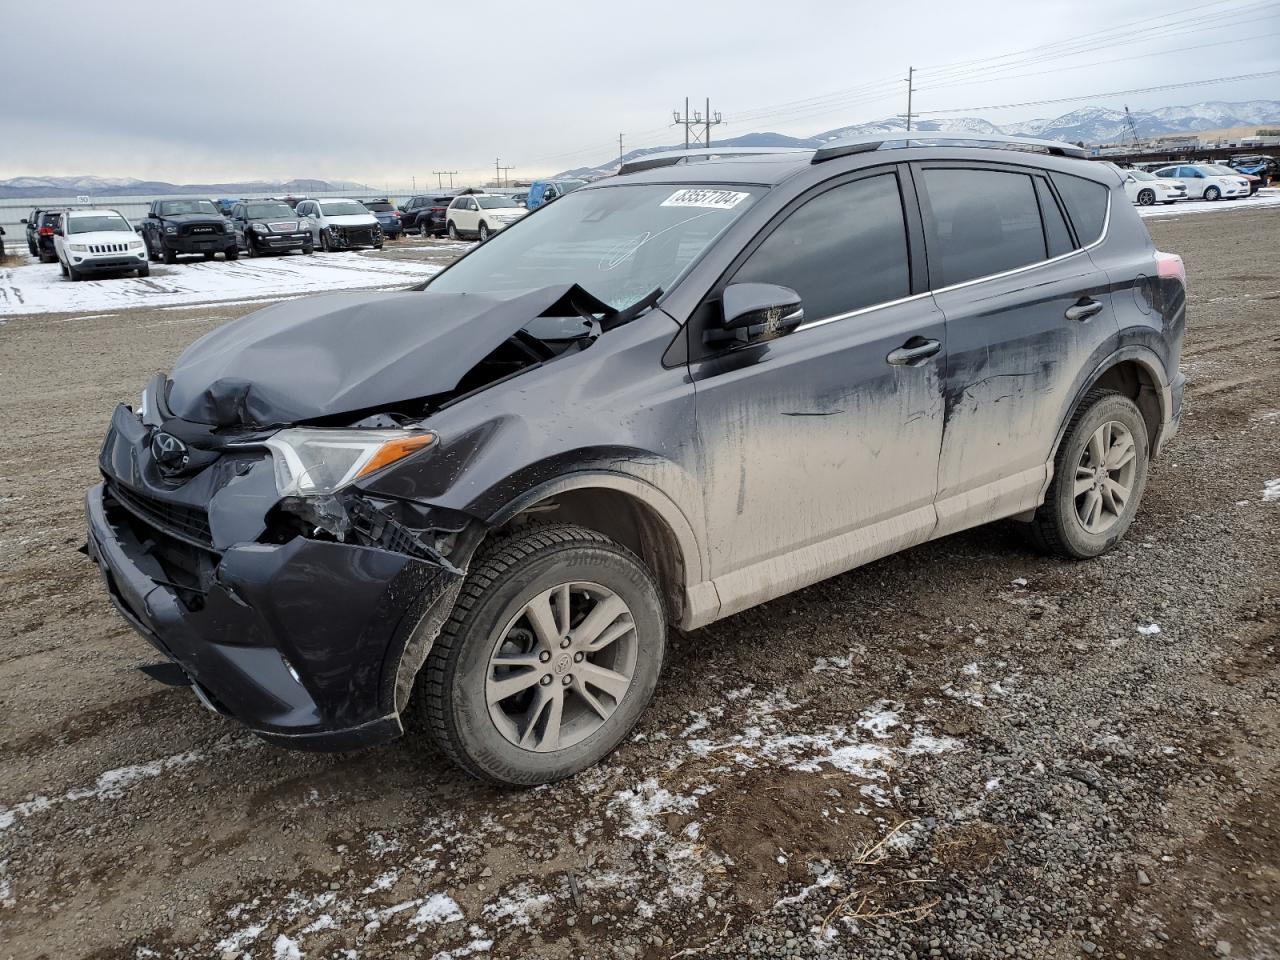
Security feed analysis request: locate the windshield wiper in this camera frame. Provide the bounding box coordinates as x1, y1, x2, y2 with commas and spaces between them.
600, 286, 663, 331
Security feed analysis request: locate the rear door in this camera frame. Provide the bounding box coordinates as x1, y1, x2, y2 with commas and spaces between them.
689, 166, 946, 611
915, 162, 1119, 536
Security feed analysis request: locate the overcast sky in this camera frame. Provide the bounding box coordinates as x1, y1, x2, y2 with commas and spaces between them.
2, 0, 1277, 186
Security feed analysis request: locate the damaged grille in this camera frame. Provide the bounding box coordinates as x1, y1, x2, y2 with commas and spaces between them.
107, 481, 214, 550
338, 226, 377, 245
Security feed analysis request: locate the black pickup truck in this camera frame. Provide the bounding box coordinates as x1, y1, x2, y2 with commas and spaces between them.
137, 199, 239, 264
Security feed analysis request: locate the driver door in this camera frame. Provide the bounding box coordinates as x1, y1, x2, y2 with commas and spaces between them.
688, 167, 946, 616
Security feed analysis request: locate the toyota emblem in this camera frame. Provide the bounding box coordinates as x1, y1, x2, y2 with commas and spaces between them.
150, 431, 188, 469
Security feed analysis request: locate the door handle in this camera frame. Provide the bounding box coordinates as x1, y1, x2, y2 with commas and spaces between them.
1065, 298, 1104, 322
886, 337, 942, 366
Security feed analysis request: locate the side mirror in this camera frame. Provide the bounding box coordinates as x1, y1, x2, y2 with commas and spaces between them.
715, 282, 804, 342
20, 218, 28, 225
1124, 174, 1136, 183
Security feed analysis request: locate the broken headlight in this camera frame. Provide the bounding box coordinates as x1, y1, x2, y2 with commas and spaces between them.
265, 428, 436, 497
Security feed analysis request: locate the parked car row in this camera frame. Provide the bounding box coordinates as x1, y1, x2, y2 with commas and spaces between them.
394, 179, 586, 239
1112, 161, 1261, 205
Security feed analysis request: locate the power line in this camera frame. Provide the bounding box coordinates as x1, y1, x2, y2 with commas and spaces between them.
431, 170, 457, 189
918, 69, 1280, 115
672, 98, 723, 149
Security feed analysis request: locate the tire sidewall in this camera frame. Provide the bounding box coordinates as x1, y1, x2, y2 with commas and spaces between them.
1137, 189, 1155, 206
1051, 394, 1149, 557
441, 541, 665, 785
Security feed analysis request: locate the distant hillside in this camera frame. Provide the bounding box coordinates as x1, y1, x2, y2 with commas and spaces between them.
558, 99, 1280, 179
0, 175, 369, 200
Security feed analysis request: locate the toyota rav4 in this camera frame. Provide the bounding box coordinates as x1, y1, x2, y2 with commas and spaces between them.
86, 136, 1185, 786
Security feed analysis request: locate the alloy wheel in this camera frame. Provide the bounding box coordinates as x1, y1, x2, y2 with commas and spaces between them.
1074, 420, 1138, 534
485, 582, 637, 753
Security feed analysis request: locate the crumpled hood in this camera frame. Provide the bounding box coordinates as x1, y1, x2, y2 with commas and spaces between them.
165, 286, 595, 428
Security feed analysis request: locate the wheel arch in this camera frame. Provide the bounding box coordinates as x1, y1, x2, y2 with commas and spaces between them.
486, 472, 708, 628
1051, 347, 1170, 464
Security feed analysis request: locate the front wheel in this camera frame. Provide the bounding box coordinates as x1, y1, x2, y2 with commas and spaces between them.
1137, 188, 1156, 206
478, 222, 490, 242
446, 221, 459, 241
1204, 186, 1221, 201
415, 524, 666, 786
245, 237, 257, 258
162, 243, 177, 265
225, 247, 239, 261
1024, 389, 1149, 559
320, 231, 332, 253
137, 264, 150, 278
303, 243, 314, 255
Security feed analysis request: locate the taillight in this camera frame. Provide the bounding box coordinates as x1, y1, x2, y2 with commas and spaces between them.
38, 226, 54, 236
1155, 251, 1185, 285
392, 211, 401, 218
431, 206, 445, 213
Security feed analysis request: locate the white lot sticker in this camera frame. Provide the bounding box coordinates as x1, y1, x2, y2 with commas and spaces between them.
660, 189, 750, 210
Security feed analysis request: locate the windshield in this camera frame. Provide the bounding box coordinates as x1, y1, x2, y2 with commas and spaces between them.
319, 201, 370, 216
246, 203, 296, 219
427, 184, 763, 310
1127, 168, 1156, 181
476, 196, 519, 209
68, 215, 132, 234
1203, 165, 1238, 176
159, 200, 220, 216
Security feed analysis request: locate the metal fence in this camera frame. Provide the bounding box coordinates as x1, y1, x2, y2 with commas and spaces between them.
0, 182, 524, 237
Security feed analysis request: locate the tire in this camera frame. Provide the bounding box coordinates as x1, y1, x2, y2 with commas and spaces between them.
447, 221, 459, 241
162, 243, 177, 265
147, 240, 160, 262
66, 260, 81, 282
1162, 200, 1177, 205
225, 247, 239, 261
1204, 186, 1221, 201
59, 258, 68, 279
245, 237, 257, 258
28, 241, 37, 256
478, 222, 490, 242
303, 243, 314, 255
373, 242, 384, 250
1137, 188, 1156, 206
1024, 389, 1149, 559
202, 252, 216, 261
419, 221, 430, 238
39, 250, 55, 264
137, 264, 150, 278
415, 524, 666, 786
320, 231, 332, 253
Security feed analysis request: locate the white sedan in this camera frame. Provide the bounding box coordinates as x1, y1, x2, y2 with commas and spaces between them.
54, 208, 149, 280
1113, 166, 1186, 206
445, 194, 527, 241
1151, 164, 1250, 201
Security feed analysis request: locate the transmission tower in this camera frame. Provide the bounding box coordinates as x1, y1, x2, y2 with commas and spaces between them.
673, 98, 723, 149
1123, 105, 1140, 147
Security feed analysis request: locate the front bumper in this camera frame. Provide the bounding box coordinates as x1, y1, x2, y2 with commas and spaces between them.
247, 231, 310, 252
165, 232, 237, 254
327, 226, 382, 249
85, 480, 462, 751
1157, 372, 1185, 456
70, 251, 149, 272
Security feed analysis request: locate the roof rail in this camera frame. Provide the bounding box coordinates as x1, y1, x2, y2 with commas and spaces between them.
812, 132, 1089, 163
618, 147, 811, 175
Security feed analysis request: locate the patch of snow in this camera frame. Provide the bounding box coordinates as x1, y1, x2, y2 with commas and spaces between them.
273, 934, 304, 960
362, 871, 398, 894
1137, 623, 1162, 636
409, 894, 463, 926
608, 779, 699, 840
481, 883, 553, 931
1011, 577, 1028, 587
1263, 478, 1280, 502
0, 749, 205, 831
0, 252, 441, 317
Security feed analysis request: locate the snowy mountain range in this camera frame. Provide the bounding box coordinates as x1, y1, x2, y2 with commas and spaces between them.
558, 99, 1280, 179
0, 176, 369, 200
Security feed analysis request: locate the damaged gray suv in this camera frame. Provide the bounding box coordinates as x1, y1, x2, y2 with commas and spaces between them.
87, 135, 1186, 785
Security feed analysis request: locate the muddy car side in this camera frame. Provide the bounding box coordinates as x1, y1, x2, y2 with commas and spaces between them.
87, 139, 1186, 785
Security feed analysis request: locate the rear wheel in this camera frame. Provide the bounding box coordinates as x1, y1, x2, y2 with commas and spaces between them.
447, 221, 459, 241
1137, 188, 1156, 206
415, 524, 666, 786
1025, 389, 1149, 559
478, 221, 490, 242
1204, 186, 1221, 201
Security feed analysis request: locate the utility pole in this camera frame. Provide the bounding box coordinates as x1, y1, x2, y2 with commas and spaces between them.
904, 66, 915, 132
411, 175, 416, 192
618, 132, 625, 164
494, 159, 515, 187
1123, 105, 1140, 146
432, 170, 456, 189
672, 97, 723, 150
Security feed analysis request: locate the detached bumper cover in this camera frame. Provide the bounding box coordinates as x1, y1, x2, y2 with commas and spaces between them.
166, 233, 237, 253
85, 482, 462, 751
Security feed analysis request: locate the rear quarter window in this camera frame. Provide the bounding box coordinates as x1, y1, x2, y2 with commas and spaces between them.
1050, 173, 1110, 246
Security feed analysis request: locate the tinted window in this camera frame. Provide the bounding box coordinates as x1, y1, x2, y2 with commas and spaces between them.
920, 168, 1046, 287
1035, 178, 1074, 258
365, 201, 395, 211
1051, 173, 1109, 245
732, 174, 910, 322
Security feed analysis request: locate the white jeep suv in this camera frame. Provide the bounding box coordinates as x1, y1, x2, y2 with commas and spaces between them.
445, 194, 527, 241
55, 209, 149, 280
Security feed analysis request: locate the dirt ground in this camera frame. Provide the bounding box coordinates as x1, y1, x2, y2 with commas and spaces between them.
0, 214, 1276, 960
